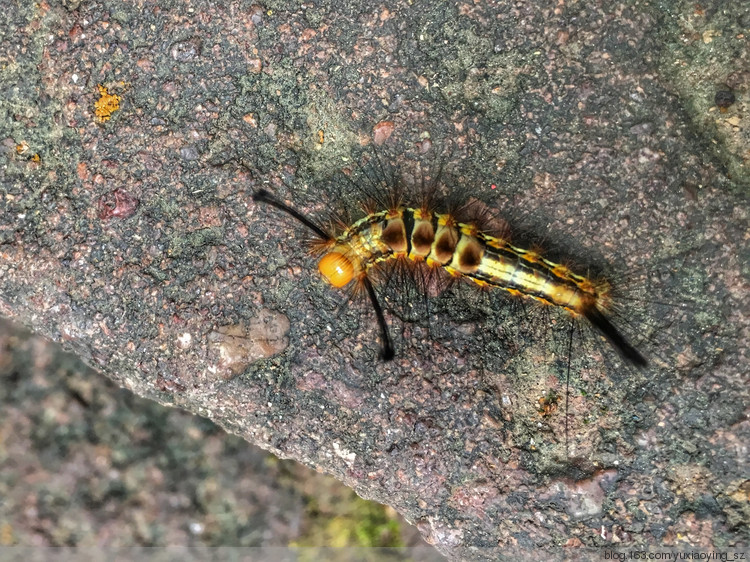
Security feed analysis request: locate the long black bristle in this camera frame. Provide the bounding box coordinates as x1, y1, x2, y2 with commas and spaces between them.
253, 189, 331, 241
362, 276, 395, 361
582, 306, 648, 367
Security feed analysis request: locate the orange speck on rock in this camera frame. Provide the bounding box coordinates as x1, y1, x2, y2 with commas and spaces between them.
243, 113, 258, 126
77, 162, 89, 180
94, 84, 121, 123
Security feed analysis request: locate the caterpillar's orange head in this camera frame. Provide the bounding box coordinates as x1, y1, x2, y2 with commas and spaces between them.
318, 251, 355, 288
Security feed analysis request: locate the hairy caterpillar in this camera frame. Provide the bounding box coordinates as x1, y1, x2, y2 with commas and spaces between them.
247, 143, 724, 466
252, 162, 646, 369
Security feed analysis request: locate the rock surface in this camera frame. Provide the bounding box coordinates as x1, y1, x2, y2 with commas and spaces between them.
1, 0, 748, 558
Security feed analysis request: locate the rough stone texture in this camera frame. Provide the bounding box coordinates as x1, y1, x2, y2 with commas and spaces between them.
0, 317, 426, 550
1, 0, 748, 559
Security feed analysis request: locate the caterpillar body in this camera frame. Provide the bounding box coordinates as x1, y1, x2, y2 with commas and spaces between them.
252, 189, 646, 368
